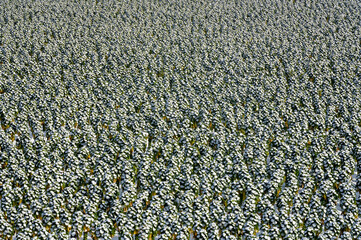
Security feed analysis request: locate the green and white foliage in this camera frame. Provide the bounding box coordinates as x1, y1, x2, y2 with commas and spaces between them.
0, 0, 361, 239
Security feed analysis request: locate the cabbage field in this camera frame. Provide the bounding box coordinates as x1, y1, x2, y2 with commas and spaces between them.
0, 0, 361, 239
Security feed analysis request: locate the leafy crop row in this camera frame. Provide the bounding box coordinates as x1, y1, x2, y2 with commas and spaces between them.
0, 0, 361, 239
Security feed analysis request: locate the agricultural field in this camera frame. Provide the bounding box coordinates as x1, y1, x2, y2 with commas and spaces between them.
1, 0, 361, 239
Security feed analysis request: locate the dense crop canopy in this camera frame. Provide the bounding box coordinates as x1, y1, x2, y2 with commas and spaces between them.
0, 0, 361, 239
